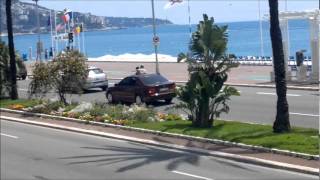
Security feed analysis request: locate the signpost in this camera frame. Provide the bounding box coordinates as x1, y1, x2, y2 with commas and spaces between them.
151, 0, 160, 74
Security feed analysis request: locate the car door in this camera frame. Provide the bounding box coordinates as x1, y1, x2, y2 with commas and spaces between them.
121, 77, 138, 102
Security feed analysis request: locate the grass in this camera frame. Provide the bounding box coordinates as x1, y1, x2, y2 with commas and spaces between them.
0, 98, 41, 108
130, 120, 319, 155
1, 98, 318, 155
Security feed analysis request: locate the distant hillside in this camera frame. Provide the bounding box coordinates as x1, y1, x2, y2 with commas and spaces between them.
0, 0, 173, 34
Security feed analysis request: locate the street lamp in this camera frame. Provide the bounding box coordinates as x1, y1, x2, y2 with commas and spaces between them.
151, 0, 159, 74
32, 0, 41, 61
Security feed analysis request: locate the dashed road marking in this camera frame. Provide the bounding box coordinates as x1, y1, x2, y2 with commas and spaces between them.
18, 88, 28, 92
289, 112, 320, 117
171, 170, 214, 180
256, 92, 301, 97
0, 133, 19, 139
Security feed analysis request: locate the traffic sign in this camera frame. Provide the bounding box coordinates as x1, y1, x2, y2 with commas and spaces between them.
153, 36, 160, 45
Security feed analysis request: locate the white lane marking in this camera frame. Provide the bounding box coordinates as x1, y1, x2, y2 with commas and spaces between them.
290, 112, 320, 117
171, 170, 213, 180
18, 88, 28, 92
0, 133, 19, 139
256, 92, 301, 97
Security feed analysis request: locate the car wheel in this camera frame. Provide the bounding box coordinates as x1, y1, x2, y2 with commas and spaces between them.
135, 95, 143, 105
101, 86, 108, 91
165, 98, 172, 104
107, 93, 114, 103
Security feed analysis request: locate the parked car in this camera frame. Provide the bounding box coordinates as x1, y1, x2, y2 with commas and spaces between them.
83, 66, 108, 91
106, 73, 176, 104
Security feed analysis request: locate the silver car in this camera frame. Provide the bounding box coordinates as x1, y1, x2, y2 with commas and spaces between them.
84, 66, 108, 91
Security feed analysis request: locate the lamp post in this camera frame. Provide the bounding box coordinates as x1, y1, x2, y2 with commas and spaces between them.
32, 0, 41, 61
151, 0, 159, 74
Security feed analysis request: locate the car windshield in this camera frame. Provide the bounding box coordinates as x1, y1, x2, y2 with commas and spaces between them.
90, 68, 104, 74
139, 74, 168, 85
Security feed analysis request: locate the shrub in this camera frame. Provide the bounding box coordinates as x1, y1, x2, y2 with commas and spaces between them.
89, 104, 107, 117
0, 41, 27, 98
165, 114, 184, 121
130, 109, 156, 123
47, 101, 65, 111
28, 50, 88, 105
106, 104, 130, 120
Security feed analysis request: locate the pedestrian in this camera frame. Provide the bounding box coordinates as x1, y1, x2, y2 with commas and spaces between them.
139, 65, 147, 74
49, 47, 53, 58
44, 49, 48, 60
135, 66, 141, 75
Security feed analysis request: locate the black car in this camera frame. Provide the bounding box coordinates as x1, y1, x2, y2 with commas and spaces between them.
106, 73, 176, 104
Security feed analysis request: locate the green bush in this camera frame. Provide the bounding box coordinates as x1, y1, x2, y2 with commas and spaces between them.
130, 109, 156, 123
90, 104, 107, 117
28, 50, 88, 105
105, 104, 130, 120
165, 114, 184, 121
47, 101, 65, 111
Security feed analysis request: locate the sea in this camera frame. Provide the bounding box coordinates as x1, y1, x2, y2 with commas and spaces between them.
0, 20, 312, 60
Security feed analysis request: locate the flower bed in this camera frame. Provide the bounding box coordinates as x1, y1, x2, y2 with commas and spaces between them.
5, 100, 185, 126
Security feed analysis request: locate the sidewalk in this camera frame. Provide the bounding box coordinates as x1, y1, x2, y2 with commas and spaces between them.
1, 110, 318, 175
26, 62, 319, 90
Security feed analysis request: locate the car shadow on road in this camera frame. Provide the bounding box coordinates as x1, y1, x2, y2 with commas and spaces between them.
82, 89, 104, 94
59, 143, 200, 172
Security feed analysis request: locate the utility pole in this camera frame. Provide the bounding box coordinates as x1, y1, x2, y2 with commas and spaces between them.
151, 0, 159, 74
33, 0, 41, 61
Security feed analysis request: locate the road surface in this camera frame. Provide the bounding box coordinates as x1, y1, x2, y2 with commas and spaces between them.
16, 79, 319, 128
1, 120, 317, 180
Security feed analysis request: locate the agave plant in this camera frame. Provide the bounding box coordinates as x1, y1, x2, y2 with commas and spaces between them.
174, 14, 239, 128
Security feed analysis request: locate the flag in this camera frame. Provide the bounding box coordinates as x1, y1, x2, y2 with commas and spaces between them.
79, 23, 83, 32
61, 10, 73, 23
74, 26, 81, 34
56, 23, 64, 32
164, 0, 184, 10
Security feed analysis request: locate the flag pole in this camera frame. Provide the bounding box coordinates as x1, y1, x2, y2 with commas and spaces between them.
81, 23, 86, 56
54, 10, 58, 56
151, 0, 159, 74
49, 10, 54, 58
187, 0, 191, 37
258, 0, 264, 57
71, 11, 74, 49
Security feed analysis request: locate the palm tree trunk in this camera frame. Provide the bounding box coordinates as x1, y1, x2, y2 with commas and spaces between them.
6, 0, 18, 99
268, 0, 290, 132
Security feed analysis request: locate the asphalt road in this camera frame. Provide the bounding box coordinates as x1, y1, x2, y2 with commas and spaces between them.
1, 120, 317, 180
16, 79, 319, 128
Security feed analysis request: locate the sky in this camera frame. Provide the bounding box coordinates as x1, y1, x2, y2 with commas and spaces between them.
22, 0, 319, 24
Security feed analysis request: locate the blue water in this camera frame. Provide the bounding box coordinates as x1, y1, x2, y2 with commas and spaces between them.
1, 20, 311, 58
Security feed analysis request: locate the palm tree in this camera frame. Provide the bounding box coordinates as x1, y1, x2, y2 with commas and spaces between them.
174, 14, 239, 128
268, 0, 290, 132
6, 0, 18, 99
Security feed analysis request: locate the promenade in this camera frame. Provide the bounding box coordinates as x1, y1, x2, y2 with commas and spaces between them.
26, 61, 319, 89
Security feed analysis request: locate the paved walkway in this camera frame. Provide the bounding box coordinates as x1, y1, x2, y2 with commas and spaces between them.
26, 62, 319, 88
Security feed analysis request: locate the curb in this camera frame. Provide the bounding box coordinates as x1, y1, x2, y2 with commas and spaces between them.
1, 114, 318, 176
1, 108, 318, 161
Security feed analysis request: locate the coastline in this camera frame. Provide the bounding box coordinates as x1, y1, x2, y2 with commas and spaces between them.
0, 27, 126, 37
